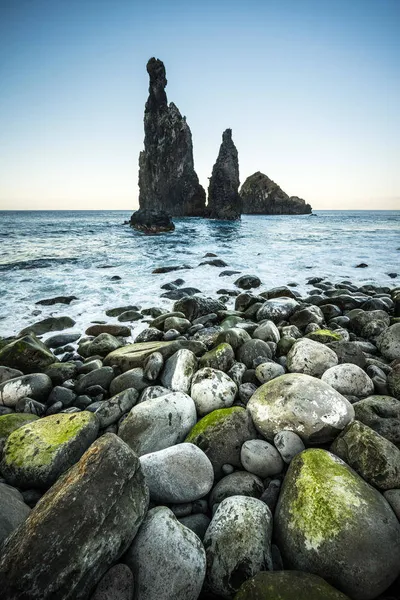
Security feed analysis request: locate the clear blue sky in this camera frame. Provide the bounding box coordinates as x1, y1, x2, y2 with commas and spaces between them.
0, 0, 399, 210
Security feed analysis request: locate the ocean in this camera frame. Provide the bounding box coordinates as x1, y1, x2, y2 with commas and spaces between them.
0, 210, 399, 339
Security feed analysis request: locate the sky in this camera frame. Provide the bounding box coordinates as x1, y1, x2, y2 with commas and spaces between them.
0, 0, 399, 211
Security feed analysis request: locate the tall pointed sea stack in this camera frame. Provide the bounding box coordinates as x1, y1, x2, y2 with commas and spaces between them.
138, 58, 206, 217
207, 129, 241, 220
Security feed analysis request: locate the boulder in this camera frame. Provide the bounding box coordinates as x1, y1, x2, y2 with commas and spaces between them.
330, 420, 400, 490
85, 324, 131, 337
190, 368, 237, 416
185, 407, 257, 478
0, 434, 149, 600
241, 439, 284, 478
377, 324, 400, 360
130, 208, 175, 233
124, 506, 206, 600
237, 339, 272, 369
255, 361, 285, 384
90, 564, 134, 600
19, 316, 75, 337
353, 395, 400, 446
118, 392, 196, 456
256, 298, 299, 323
138, 57, 206, 216
0, 366, 23, 384
1, 412, 99, 489
0, 335, 57, 374
104, 340, 205, 371
174, 296, 226, 321
321, 363, 374, 398
0, 413, 39, 453
204, 496, 273, 597
240, 171, 312, 215
207, 128, 241, 220
287, 338, 338, 377
247, 373, 354, 444
0, 482, 31, 547
209, 471, 264, 507
198, 343, 235, 372
234, 275, 261, 290
94, 388, 138, 428
0, 373, 52, 407
274, 448, 400, 599
161, 349, 197, 393
139, 443, 214, 503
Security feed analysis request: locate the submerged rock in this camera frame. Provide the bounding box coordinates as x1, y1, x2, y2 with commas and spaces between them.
138, 57, 205, 216
207, 129, 241, 220
240, 171, 312, 215
275, 448, 400, 600
0, 434, 149, 600
130, 208, 175, 234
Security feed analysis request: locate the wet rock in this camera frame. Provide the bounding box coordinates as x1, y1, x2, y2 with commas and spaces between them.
274, 430, 305, 463
130, 208, 175, 233
85, 324, 131, 337
105, 305, 140, 318
0, 366, 23, 385
388, 364, 400, 400
290, 305, 325, 329
190, 368, 237, 416
377, 323, 400, 360
247, 373, 354, 444
0, 335, 57, 374
237, 339, 273, 369
44, 361, 77, 385
75, 366, 114, 395
287, 338, 338, 377
0, 482, 31, 547
125, 506, 206, 600
47, 386, 76, 408
331, 420, 400, 490
0, 434, 149, 600
240, 171, 312, 215
275, 449, 400, 600
241, 439, 284, 478
117, 310, 143, 322
207, 129, 241, 220
253, 321, 280, 343
174, 296, 226, 321
209, 471, 264, 507
185, 406, 257, 478
321, 363, 374, 397
138, 57, 206, 216
0, 373, 52, 407
45, 333, 81, 349
1, 412, 99, 489
118, 392, 196, 456
161, 349, 197, 393
134, 327, 163, 343
104, 340, 205, 371
204, 496, 273, 597
257, 297, 299, 323
199, 343, 235, 371
328, 341, 367, 368
95, 388, 138, 428
36, 296, 77, 306
19, 316, 76, 337
81, 333, 122, 358
234, 275, 261, 290
140, 443, 214, 503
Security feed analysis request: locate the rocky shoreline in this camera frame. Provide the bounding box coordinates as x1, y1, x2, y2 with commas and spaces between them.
0, 267, 400, 600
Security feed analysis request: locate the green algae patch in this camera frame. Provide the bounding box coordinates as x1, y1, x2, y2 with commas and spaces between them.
306, 329, 342, 343
1, 412, 99, 489
185, 407, 244, 442
285, 449, 367, 551
198, 343, 234, 371
0, 413, 39, 449
0, 335, 57, 374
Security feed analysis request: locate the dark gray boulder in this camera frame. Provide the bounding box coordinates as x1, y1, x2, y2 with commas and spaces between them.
207, 129, 241, 220
240, 171, 312, 214
138, 58, 205, 217
130, 209, 174, 234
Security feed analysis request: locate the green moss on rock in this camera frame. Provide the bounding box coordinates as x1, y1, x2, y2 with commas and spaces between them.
0, 413, 39, 450
0, 335, 57, 374
185, 407, 244, 442
306, 329, 342, 343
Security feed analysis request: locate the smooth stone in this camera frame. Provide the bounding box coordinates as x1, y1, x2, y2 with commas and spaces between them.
174, 296, 226, 321
0, 335, 57, 374
259, 479, 281, 513
0, 366, 23, 384
118, 392, 197, 456
45, 333, 81, 349
143, 352, 164, 381
290, 305, 325, 329
139, 443, 214, 503
85, 324, 131, 337
44, 362, 77, 385
384, 489, 400, 520
163, 316, 191, 333
19, 316, 76, 337
0, 434, 149, 599
109, 368, 148, 395
1, 412, 99, 489
199, 343, 235, 372
204, 496, 273, 598
161, 349, 197, 393
209, 471, 264, 507
377, 323, 400, 360
256, 298, 299, 323
104, 340, 206, 371
0, 373, 52, 408
275, 448, 400, 600
238, 382, 257, 404
47, 386, 76, 408
82, 334, 122, 358
105, 305, 140, 317
190, 368, 237, 416
331, 420, 400, 490
321, 364, 374, 398
253, 321, 280, 343
117, 311, 143, 322
255, 361, 285, 384
90, 564, 134, 600
215, 328, 251, 351
234, 571, 351, 600
134, 327, 163, 343
95, 388, 138, 428
274, 430, 305, 463
328, 341, 367, 368
241, 439, 284, 478
179, 513, 211, 541
185, 407, 257, 478
138, 385, 170, 403
0, 482, 31, 547
287, 338, 338, 377
124, 506, 206, 600
247, 373, 354, 444
353, 395, 400, 446
75, 367, 114, 395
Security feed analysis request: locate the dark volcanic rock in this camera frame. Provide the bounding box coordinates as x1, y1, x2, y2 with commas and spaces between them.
0, 434, 149, 600
240, 171, 312, 215
138, 57, 205, 217
130, 209, 175, 234
207, 129, 241, 220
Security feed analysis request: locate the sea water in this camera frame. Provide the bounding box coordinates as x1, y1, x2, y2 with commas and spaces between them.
0, 210, 399, 339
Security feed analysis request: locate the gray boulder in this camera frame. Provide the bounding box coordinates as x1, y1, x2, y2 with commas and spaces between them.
0, 483, 31, 547
0, 373, 52, 407
209, 471, 264, 507
353, 395, 400, 446
321, 364, 374, 398
90, 564, 134, 600
241, 439, 284, 478
190, 368, 237, 416
256, 298, 299, 323
161, 349, 197, 393
377, 323, 400, 360
94, 388, 138, 428
287, 338, 338, 377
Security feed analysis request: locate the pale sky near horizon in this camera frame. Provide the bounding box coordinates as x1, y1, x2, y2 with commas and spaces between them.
0, 0, 399, 211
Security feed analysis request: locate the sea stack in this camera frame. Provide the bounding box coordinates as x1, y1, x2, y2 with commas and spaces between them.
138, 58, 206, 217
240, 171, 312, 214
207, 129, 241, 220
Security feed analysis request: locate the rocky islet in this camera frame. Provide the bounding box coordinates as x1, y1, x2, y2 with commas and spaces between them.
0, 271, 400, 599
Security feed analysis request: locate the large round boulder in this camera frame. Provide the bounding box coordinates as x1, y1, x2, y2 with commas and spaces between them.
287, 339, 338, 377
256, 298, 299, 323
247, 374, 354, 444
353, 395, 400, 446
321, 364, 374, 398
0, 373, 53, 407
190, 368, 237, 416
275, 448, 400, 599
377, 323, 400, 360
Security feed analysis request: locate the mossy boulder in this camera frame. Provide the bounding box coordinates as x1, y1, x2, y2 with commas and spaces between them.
306, 329, 342, 344
1, 412, 99, 489
234, 571, 350, 600
0, 434, 149, 600
353, 395, 400, 446
0, 335, 57, 374
330, 420, 400, 490
198, 343, 235, 372
185, 407, 257, 478
0, 413, 39, 453
104, 340, 206, 372
80, 333, 122, 358
275, 448, 400, 600
44, 361, 78, 385
247, 373, 354, 444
